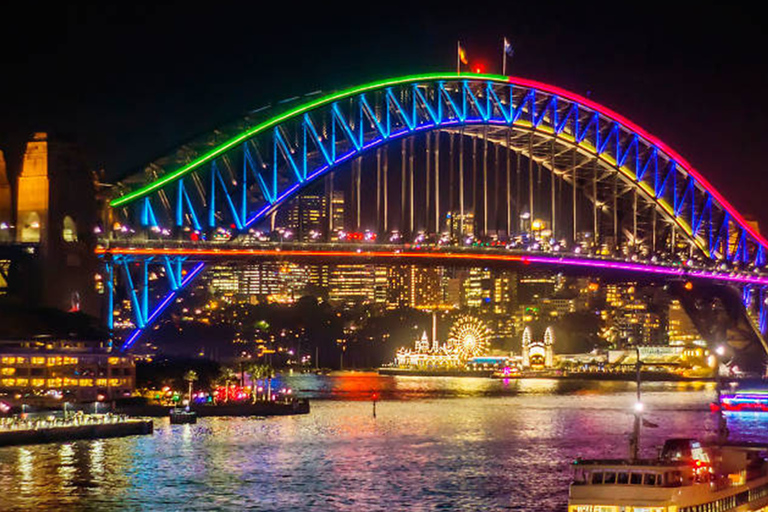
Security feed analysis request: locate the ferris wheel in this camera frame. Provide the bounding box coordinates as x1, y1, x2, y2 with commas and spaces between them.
446, 315, 491, 360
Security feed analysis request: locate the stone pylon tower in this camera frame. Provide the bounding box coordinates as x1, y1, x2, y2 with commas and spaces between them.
12, 133, 99, 315
16, 134, 50, 244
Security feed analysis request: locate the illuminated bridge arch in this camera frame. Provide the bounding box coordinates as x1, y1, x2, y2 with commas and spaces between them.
104, 73, 768, 350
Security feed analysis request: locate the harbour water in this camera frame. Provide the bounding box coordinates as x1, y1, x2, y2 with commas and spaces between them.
2, 374, 767, 511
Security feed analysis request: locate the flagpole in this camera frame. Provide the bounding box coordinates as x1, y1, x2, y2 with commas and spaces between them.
502, 38, 507, 76
457, 41, 461, 74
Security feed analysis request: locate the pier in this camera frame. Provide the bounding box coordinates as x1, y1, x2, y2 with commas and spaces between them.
0, 414, 153, 447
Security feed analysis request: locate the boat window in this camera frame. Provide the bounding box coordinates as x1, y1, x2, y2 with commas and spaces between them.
644, 473, 657, 486
603, 472, 616, 484
591, 472, 604, 484
617, 472, 629, 484
630, 472, 643, 485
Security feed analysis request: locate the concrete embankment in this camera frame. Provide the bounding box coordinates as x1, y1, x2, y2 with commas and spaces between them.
0, 420, 153, 447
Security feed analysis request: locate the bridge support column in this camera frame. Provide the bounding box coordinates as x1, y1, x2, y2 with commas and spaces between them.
459, 130, 464, 238
572, 148, 577, 244
400, 139, 406, 238
593, 159, 599, 249
506, 130, 511, 239
409, 138, 414, 234
376, 148, 381, 235
425, 132, 431, 233
449, 133, 455, 238
105, 259, 114, 332
483, 130, 488, 236
435, 131, 440, 234
528, 131, 534, 237
550, 138, 556, 242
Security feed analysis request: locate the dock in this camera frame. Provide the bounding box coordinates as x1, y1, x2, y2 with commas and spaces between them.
0, 415, 153, 447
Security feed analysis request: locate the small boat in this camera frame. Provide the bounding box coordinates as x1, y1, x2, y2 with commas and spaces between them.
169, 407, 197, 424
711, 391, 768, 413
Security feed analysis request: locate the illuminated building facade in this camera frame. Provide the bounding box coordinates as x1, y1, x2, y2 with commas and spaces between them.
463, 268, 491, 308
286, 194, 327, 241
0, 340, 134, 400
667, 298, 702, 346
446, 211, 474, 237
410, 266, 442, 309
386, 265, 411, 309
521, 325, 555, 368
328, 264, 376, 308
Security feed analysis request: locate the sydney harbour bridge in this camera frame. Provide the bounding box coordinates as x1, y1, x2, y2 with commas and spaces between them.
98, 72, 768, 367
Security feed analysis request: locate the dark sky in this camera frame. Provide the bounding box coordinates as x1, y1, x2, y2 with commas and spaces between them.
2, 2, 767, 226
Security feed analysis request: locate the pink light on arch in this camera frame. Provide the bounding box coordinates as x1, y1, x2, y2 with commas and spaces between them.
506, 76, 768, 249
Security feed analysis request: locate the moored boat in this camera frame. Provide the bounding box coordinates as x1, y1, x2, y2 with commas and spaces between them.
169, 407, 197, 424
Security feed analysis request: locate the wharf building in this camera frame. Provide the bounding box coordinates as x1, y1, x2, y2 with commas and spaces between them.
0, 339, 135, 401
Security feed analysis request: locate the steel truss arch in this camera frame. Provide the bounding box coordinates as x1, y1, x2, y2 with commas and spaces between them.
103, 73, 768, 350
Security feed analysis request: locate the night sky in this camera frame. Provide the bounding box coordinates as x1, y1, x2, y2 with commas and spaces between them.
2, 2, 766, 227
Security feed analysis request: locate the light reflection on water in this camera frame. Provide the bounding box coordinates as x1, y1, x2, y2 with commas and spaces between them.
0, 375, 766, 511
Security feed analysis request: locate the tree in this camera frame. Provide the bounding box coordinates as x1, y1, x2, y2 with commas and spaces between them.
216, 367, 238, 403
246, 363, 275, 402
183, 370, 198, 408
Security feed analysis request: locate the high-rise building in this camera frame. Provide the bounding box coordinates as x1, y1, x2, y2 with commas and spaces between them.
463, 268, 491, 308
328, 264, 376, 308
286, 194, 327, 241
208, 264, 240, 299
410, 266, 442, 309
446, 211, 475, 238
387, 265, 411, 309
331, 190, 345, 233
668, 299, 701, 346
491, 271, 517, 314
373, 266, 389, 305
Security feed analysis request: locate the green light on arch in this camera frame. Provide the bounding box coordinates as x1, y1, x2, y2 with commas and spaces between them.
110, 72, 510, 208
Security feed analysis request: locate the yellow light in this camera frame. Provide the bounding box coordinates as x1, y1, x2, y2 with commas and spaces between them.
1, 367, 15, 375
108, 357, 120, 365
96, 379, 107, 387
31, 379, 44, 387
79, 379, 94, 387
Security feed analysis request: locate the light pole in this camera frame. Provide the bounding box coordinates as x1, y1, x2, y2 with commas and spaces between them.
629, 346, 643, 460
715, 345, 729, 444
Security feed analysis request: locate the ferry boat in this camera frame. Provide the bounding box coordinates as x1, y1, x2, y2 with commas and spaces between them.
568, 349, 768, 511
568, 438, 768, 511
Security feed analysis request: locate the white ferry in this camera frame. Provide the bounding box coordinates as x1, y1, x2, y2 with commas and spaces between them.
568, 438, 768, 511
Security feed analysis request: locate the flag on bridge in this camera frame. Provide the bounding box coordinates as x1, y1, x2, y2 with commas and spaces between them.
502, 38, 514, 75
457, 41, 469, 73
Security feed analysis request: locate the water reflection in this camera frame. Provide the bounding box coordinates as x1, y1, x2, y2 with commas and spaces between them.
0, 377, 766, 511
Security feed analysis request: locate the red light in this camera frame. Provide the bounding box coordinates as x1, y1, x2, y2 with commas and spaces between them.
190, 232, 199, 242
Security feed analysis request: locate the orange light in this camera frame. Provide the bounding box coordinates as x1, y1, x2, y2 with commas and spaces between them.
684, 281, 693, 290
